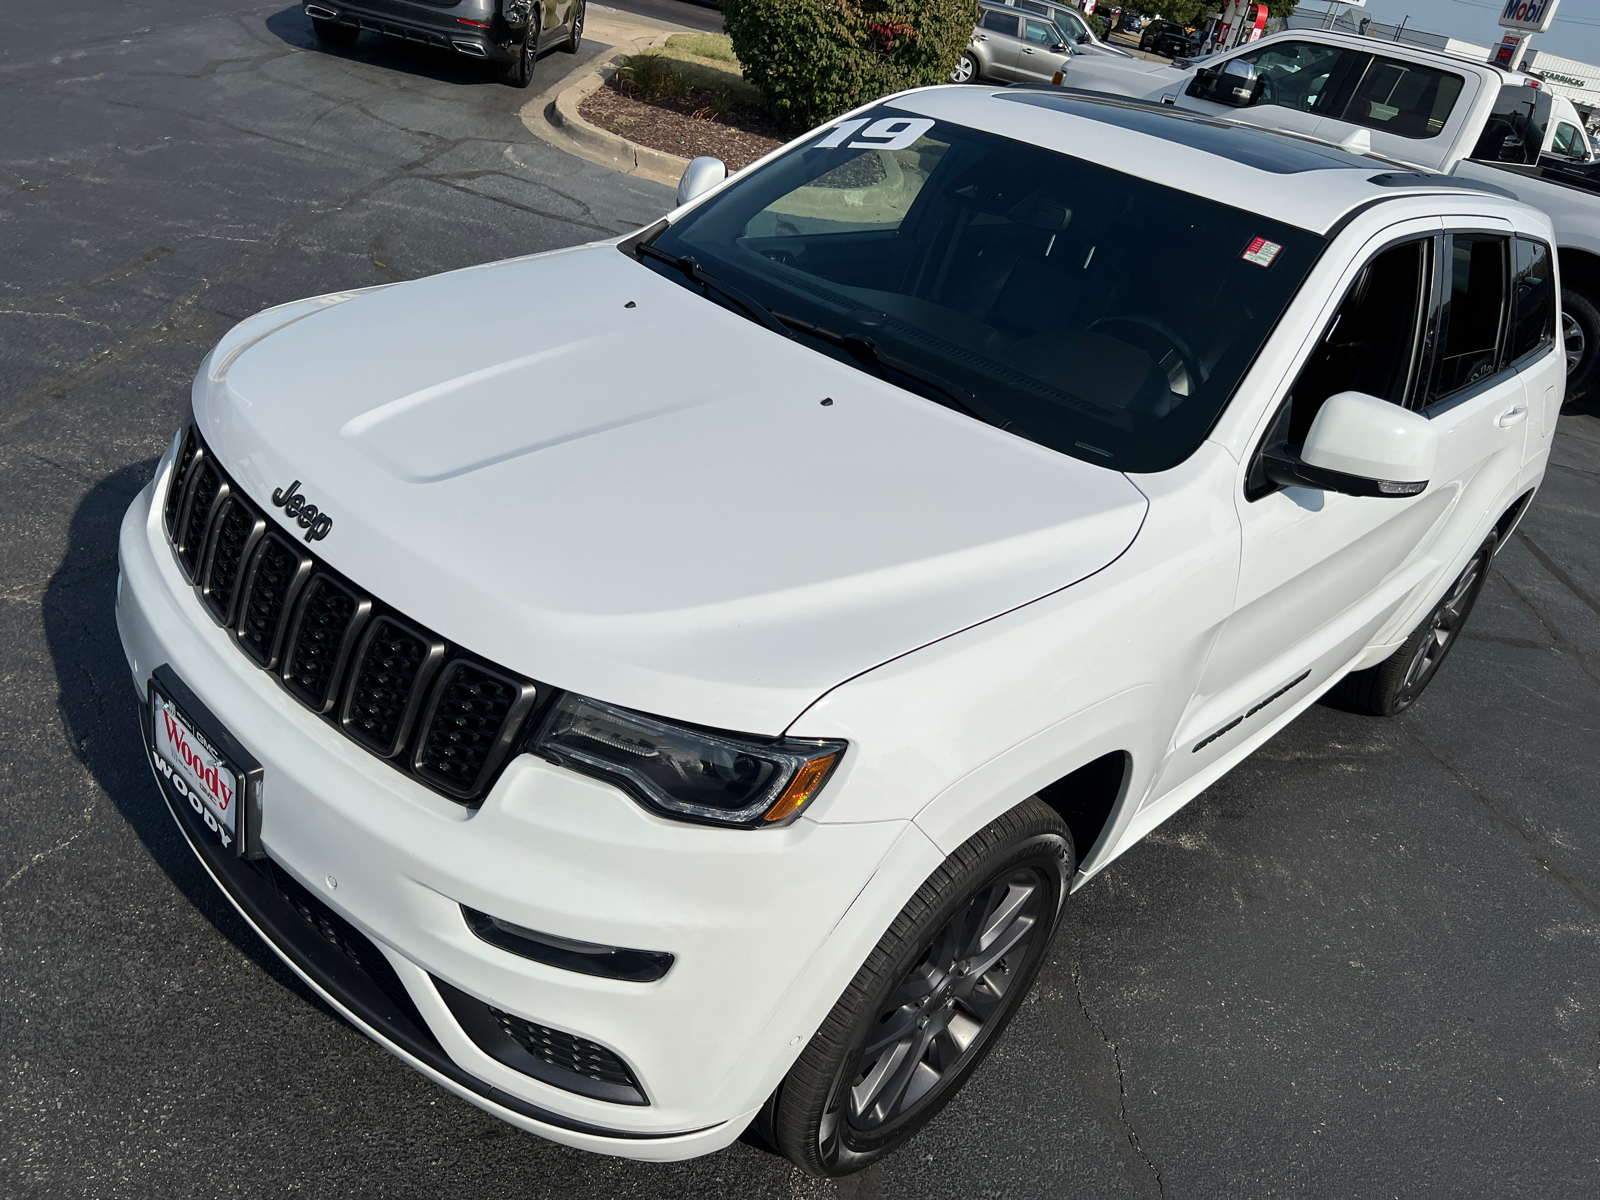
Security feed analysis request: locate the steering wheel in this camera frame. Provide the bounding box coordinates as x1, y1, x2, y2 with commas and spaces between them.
1088, 314, 1203, 398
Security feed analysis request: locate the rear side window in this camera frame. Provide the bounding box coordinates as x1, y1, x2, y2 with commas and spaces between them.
981, 10, 1019, 35
1507, 236, 1556, 363
1471, 85, 1552, 165
1338, 56, 1464, 139
1429, 234, 1508, 401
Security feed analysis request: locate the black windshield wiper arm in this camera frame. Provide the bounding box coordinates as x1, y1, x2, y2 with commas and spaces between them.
773, 311, 1021, 435
634, 243, 795, 341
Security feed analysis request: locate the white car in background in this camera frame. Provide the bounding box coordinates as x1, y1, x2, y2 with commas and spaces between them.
118, 85, 1560, 1178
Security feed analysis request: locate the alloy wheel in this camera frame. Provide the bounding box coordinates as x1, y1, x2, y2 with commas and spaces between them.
820, 867, 1046, 1155
950, 55, 975, 84
1399, 554, 1483, 702
1563, 310, 1585, 375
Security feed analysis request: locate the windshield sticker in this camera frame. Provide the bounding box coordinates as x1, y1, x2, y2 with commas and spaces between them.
1242, 237, 1283, 268
816, 117, 935, 151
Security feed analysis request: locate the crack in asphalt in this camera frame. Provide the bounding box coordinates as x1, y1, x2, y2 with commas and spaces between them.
1402, 724, 1600, 917
1490, 562, 1600, 692
1518, 530, 1600, 623
0, 118, 626, 438
1067, 966, 1166, 1199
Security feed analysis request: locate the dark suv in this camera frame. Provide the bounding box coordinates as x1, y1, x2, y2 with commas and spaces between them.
1139, 18, 1201, 59
303, 0, 584, 87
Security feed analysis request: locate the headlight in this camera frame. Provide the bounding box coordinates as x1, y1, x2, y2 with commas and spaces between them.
533, 693, 844, 828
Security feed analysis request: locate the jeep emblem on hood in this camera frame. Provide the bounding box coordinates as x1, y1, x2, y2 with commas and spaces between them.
271, 480, 333, 542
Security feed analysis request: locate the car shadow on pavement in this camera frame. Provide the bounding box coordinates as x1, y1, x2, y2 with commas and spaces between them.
263, 4, 559, 90
43, 461, 334, 1017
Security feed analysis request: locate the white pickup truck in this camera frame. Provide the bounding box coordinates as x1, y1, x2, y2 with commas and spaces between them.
1053, 29, 1600, 397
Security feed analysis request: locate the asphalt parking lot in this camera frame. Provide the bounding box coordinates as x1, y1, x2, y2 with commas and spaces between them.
5, 4, 1600, 1197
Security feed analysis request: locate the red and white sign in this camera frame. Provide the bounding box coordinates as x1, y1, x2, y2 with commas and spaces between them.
153, 693, 239, 847
1083, 0, 1096, 13
1493, 32, 1524, 67
1248, 3, 1269, 42
1242, 237, 1283, 268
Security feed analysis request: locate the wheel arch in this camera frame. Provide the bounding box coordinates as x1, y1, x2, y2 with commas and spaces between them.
910, 684, 1160, 881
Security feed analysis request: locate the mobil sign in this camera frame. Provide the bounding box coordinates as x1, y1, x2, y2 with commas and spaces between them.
1499, 0, 1560, 34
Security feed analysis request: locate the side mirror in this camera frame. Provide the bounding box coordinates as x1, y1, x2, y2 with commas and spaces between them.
1261, 392, 1436, 498
1219, 57, 1259, 105
1054, 40, 1071, 52
676, 156, 727, 207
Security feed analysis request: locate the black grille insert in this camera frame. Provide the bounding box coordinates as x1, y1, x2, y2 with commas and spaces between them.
178, 458, 221, 578
343, 617, 443, 758
202, 498, 263, 625
416, 663, 535, 798
162, 427, 543, 804
283, 575, 368, 712
164, 427, 199, 536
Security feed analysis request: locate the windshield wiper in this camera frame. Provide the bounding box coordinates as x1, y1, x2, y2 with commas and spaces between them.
773, 311, 1023, 436
634, 243, 795, 341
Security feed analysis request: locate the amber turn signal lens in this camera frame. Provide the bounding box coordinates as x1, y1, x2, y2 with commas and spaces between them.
762, 752, 840, 823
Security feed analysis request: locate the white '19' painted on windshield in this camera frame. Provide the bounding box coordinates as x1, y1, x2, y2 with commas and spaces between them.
815, 117, 936, 151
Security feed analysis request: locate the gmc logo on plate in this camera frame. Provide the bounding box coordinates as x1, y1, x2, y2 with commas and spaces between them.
271, 479, 333, 542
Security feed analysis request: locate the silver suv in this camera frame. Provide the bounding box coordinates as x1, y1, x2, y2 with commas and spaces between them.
952, 1, 1130, 85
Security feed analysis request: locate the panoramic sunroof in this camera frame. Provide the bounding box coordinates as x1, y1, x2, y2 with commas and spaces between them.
997, 90, 1377, 175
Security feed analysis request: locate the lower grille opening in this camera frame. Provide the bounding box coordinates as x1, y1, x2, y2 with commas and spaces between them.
256, 857, 434, 1041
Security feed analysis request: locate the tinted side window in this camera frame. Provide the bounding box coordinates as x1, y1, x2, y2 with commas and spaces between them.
1285, 239, 1432, 443
1339, 57, 1464, 139
1429, 234, 1509, 402
1507, 237, 1555, 363
981, 10, 1020, 35
1189, 41, 1350, 113
1471, 85, 1551, 165
1247, 239, 1432, 498
1550, 122, 1585, 159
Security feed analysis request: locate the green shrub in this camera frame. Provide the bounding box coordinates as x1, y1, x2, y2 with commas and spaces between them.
724, 0, 980, 132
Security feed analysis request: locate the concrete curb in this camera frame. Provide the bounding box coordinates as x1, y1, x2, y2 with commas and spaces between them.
518, 18, 689, 189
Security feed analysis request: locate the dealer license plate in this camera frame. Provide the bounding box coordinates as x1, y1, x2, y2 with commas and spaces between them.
152, 686, 245, 852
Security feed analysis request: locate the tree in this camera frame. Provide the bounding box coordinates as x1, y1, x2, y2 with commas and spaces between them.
724, 0, 979, 132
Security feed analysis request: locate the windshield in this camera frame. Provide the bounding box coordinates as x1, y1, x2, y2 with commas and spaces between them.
643, 106, 1325, 472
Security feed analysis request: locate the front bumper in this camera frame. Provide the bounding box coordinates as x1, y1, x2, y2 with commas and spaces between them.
116, 451, 919, 1157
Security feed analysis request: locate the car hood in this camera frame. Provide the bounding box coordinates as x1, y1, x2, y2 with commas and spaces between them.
197, 243, 1148, 734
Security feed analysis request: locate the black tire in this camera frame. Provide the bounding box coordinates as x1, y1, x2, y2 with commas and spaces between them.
1561, 288, 1600, 405
311, 16, 359, 47
563, 0, 584, 53
1336, 534, 1494, 716
765, 798, 1074, 1178
950, 52, 978, 84
496, 18, 539, 87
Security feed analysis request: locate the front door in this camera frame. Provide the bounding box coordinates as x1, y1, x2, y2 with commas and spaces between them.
1161, 222, 1448, 791
1016, 17, 1068, 82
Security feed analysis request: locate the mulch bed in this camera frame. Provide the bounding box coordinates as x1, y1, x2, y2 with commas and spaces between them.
578, 77, 787, 171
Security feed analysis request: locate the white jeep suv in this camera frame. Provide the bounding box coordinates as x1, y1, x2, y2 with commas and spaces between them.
116, 86, 1562, 1178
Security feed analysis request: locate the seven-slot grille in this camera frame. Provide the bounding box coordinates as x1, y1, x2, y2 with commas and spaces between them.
163, 429, 538, 803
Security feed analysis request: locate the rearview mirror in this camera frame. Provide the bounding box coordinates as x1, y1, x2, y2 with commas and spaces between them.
676, 156, 727, 207
1261, 392, 1436, 498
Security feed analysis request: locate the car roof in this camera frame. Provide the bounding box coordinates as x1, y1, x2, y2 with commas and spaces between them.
885, 86, 1544, 236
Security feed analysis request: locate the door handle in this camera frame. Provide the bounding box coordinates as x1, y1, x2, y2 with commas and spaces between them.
1497, 404, 1529, 428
